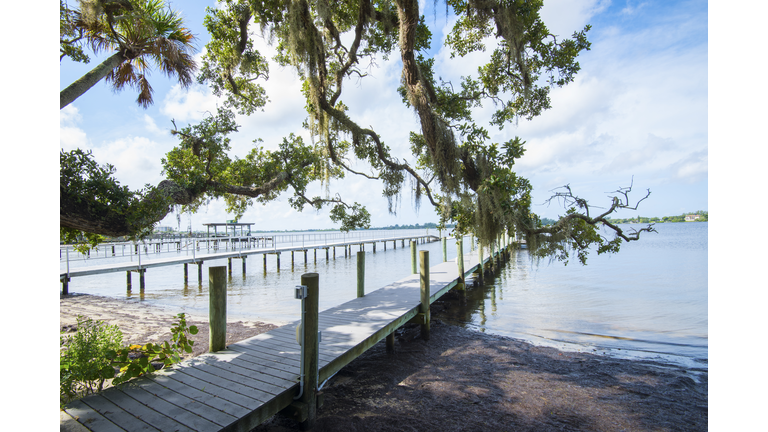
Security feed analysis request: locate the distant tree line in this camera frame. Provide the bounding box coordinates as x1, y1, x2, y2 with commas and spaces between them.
606, 210, 708, 224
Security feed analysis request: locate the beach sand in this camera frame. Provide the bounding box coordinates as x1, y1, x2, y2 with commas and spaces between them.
60, 293, 707, 431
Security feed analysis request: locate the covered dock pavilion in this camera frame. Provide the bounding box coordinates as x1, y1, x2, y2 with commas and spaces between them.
203, 221, 255, 237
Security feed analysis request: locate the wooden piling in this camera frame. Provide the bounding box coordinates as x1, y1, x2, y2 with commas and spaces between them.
357, 251, 365, 298
208, 266, 227, 352
242, 256, 247, 275
184, 263, 188, 283
299, 272, 319, 430
62, 276, 70, 295
442, 237, 447, 262
478, 244, 484, 286
198, 262, 203, 283
419, 250, 430, 341
126, 271, 131, 290
304, 250, 308, 264
457, 238, 465, 292
410, 240, 417, 274
264, 253, 267, 271
139, 269, 145, 291
228, 258, 232, 274
277, 252, 281, 270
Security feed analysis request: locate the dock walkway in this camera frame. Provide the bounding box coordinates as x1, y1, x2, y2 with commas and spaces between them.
60, 234, 440, 292
61, 247, 500, 431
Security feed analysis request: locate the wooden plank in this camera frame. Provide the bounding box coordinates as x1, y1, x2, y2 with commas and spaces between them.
183, 357, 292, 396
207, 350, 300, 382
79, 393, 163, 432
117, 382, 223, 431
177, 362, 279, 401
144, 373, 252, 418
132, 377, 240, 427
173, 365, 276, 404
226, 344, 302, 370
188, 354, 297, 389
153, 368, 266, 409
63, 399, 125, 432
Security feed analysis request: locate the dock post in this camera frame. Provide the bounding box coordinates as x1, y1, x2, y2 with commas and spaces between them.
264, 253, 267, 271
357, 251, 365, 297
228, 258, 232, 274
300, 272, 319, 430
139, 269, 145, 291
242, 256, 247, 275
442, 237, 447, 262
184, 263, 188, 283
411, 240, 417, 274
419, 250, 430, 341
314, 249, 317, 263
292, 251, 295, 266
478, 244, 484, 286
197, 262, 203, 283
209, 266, 227, 352
61, 276, 70, 295
457, 238, 465, 293
126, 271, 132, 290
326, 248, 329, 261
304, 250, 308, 264
333, 247, 335, 259
277, 253, 281, 270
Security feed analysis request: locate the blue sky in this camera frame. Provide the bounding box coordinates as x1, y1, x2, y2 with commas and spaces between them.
58, 0, 708, 231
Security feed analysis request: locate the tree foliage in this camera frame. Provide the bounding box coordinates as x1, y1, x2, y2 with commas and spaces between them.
60, 0, 654, 263
60, 0, 197, 108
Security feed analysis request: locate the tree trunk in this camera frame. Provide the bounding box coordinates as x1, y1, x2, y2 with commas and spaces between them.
60, 52, 125, 109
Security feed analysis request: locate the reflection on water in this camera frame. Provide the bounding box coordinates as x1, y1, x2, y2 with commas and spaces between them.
434, 223, 708, 369
64, 224, 707, 368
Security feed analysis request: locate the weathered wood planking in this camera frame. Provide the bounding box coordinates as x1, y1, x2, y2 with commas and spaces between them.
63, 247, 497, 431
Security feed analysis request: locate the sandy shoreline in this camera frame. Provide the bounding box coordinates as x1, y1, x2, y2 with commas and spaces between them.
60, 293, 707, 431
60, 293, 279, 357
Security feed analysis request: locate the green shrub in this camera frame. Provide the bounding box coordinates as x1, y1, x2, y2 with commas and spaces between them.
60, 316, 123, 406
110, 313, 198, 385
60, 313, 198, 406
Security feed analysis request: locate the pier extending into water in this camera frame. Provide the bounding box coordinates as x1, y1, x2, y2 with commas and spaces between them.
60, 232, 442, 294
61, 236, 514, 431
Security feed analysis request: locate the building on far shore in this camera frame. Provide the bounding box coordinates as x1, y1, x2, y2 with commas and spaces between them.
685, 214, 701, 222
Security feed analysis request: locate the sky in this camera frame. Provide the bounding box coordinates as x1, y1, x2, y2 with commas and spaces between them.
58, 0, 708, 232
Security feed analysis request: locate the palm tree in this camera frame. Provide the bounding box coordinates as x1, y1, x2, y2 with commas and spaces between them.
60, 0, 197, 109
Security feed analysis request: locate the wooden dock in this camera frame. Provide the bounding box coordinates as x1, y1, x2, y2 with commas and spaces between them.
61, 244, 506, 431
60, 234, 440, 294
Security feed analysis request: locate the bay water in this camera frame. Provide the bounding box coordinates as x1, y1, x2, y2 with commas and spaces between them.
60, 223, 707, 369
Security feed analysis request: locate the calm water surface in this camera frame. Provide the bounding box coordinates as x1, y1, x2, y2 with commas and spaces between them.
61, 223, 707, 369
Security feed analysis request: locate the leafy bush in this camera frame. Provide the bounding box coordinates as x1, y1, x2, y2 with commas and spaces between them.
60, 316, 123, 406
110, 313, 198, 385
60, 313, 199, 406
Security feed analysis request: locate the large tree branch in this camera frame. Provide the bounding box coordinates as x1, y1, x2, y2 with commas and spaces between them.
60, 166, 309, 237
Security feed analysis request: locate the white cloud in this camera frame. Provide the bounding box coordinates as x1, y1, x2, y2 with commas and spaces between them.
60, 105, 90, 151
143, 114, 166, 136
539, 0, 610, 37
620, 1, 649, 16
161, 83, 220, 123
669, 149, 708, 183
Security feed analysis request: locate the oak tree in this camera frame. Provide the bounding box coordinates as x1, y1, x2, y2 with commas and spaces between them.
60, 0, 654, 263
